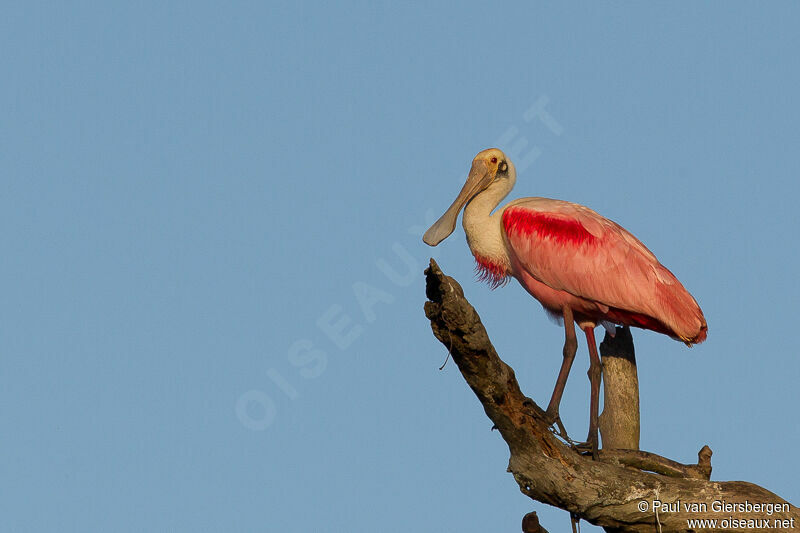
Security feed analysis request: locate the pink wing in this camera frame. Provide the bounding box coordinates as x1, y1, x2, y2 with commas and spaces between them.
501, 198, 707, 344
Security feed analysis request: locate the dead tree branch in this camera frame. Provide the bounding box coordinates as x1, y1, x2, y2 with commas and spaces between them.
599, 326, 640, 450
423, 259, 798, 533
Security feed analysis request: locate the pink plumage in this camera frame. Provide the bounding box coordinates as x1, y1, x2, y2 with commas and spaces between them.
423, 148, 707, 454
500, 201, 707, 345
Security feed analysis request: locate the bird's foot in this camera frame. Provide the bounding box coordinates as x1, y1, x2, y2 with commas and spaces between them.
570, 440, 594, 456
544, 410, 600, 460
588, 429, 599, 460
571, 433, 599, 460
577, 431, 600, 461
544, 409, 571, 441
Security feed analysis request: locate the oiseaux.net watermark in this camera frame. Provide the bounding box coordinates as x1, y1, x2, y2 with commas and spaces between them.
638, 499, 795, 530
236, 95, 565, 431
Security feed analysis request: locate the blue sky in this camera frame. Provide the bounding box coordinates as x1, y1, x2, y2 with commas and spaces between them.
2, 2, 798, 532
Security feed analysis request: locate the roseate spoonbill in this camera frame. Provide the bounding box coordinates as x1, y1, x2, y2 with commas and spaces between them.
423, 148, 707, 456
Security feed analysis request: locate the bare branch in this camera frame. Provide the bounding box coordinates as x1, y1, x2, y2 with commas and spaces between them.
521, 511, 550, 533
599, 326, 640, 450
599, 448, 710, 481
424, 259, 798, 533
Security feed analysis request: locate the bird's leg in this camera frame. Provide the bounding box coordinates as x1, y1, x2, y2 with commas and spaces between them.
545, 306, 577, 439
584, 326, 602, 460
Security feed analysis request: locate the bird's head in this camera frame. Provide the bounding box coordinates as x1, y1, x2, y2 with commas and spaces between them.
423, 148, 515, 246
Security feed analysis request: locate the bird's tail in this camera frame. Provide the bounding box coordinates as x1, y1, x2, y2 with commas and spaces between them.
655, 276, 707, 346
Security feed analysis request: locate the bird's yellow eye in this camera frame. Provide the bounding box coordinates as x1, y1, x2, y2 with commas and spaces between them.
491, 157, 498, 164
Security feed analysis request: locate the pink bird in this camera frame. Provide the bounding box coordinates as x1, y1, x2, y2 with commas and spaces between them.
423, 148, 707, 456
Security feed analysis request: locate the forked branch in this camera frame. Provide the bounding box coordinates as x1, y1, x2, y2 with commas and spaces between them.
423, 259, 797, 533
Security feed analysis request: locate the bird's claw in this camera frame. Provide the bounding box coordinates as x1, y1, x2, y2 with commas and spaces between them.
570, 436, 599, 459
544, 411, 571, 441
544, 411, 599, 460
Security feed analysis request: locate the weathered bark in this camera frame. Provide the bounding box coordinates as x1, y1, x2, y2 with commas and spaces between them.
424, 259, 798, 533
521, 511, 550, 533
598, 326, 640, 450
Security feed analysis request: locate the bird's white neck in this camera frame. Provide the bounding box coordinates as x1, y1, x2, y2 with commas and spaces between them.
462, 176, 514, 267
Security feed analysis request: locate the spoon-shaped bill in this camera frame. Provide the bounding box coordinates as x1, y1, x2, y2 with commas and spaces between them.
423, 159, 492, 246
